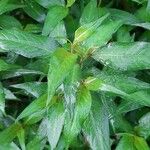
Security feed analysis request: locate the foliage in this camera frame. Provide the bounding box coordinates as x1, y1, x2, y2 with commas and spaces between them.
0, 0, 150, 149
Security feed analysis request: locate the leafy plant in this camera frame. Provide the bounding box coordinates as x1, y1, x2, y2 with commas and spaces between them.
0, 0, 150, 149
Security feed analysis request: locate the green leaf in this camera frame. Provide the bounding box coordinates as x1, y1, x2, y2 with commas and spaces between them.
0, 123, 22, 144
0, 15, 22, 29
80, 0, 98, 25
4, 88, 18, 100
127, 90, 150, 107
17, 128, 25, 150
84, 76, 128, 97
49, 21, 67, 45
42, 6, 68, 36
93, 42, 150, 71
10, 82, 47, 98
116, 134, 149, 150
24, 24, 42, 33
66, 0, 76, 7
46, 101, 65, 149
0, 29, 58, 58
2, 69, 44, 79
109, 8, 140, 25
73, 14, 109, 45
0, 0, 23, 15
0, 143, 20, 150
0, 59, 19, 72
90, 68, 150, 94
17, 94, 47, 120
117, 26, 134, 42
135, 6, 150, 22
109, 8, 150, 30
83, 94, 110, 150
84, 77, 103, 91
137, 112, 150, 139
101, 95, 133, 133
64, 85, 92, 145
83, 20, 122, 49
64, 64, 81, 108
0, 83, 5, 114
47, 48, 77, 105
23, 0, 46, 22
35, 0, 65, 8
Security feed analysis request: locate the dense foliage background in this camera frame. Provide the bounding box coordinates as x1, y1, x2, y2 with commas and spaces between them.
0, 0, 150, 149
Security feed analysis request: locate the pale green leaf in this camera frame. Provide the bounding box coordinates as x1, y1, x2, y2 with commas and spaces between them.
66, 0, 76, 7
73, 14, 109, 44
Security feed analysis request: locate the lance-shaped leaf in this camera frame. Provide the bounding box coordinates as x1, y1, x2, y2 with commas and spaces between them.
17, 128, 25, 150
0, 123, 22, 144
47, 48, 77, 105
90, 68, 150, 94
80, 0, 98, 25
42, 6, 68, 36
64, 64, 81, 107
0, 15, 22, 29
0, 29, 58, 58
83, 94, 110, 150
23, 0, 46, 22
109, 8, 140, 25
108, 8, 150, 30
17, 94, 47, 120
64, 85, 92, 145
116, 134, 149, 150
10, 82, 47, 98
83, 20, 122, 49
92, 42, 150, 71
2, 69, 44, 79
84, 77, 128, 97
0, 0, 23, 15
50, 21, 67, 45
46, 101, 65, 149
73, 14, 109, 45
